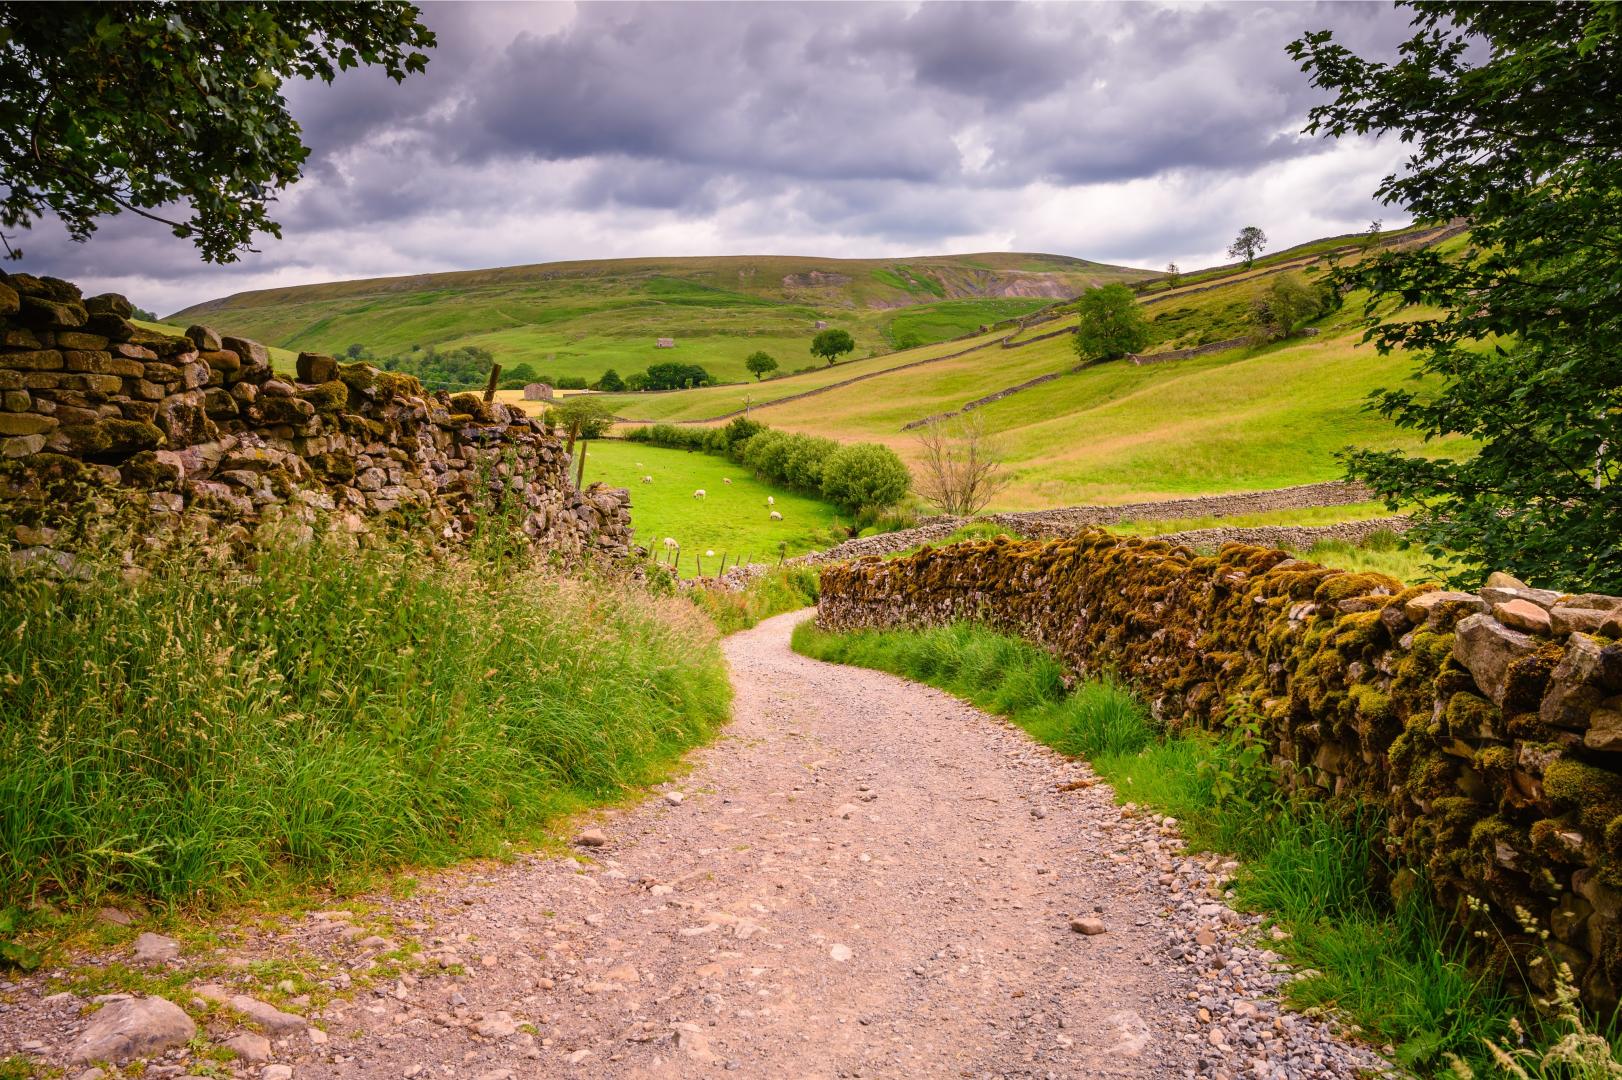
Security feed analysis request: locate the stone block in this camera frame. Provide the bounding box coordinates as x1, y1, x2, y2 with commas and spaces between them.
221, 336, 269, 365
0, 349, 64, 371
186, 324, 223, 351
1496, 598, 1554, 634
297, 352, 339, 384
0, 412, 56, 437
19, 294, 87, 328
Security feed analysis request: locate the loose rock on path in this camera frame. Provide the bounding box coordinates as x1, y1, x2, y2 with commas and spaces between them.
0, 610, 1386, 1079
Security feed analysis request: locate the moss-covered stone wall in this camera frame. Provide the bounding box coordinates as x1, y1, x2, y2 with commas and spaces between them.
0, 272, 631, 562
817, 530, 1622, 1010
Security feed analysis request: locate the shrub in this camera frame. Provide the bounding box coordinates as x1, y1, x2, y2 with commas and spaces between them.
555, 375, 589, 390
783, 435, 839, 491
596, 368, 626, 392
821, 443, 911, 510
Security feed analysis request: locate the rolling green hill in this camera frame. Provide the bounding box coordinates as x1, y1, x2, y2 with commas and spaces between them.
169, 252, 1150, 386
599, 226, 1472, 511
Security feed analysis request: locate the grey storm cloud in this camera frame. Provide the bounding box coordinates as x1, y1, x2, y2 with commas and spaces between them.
7, 0, 1420, 312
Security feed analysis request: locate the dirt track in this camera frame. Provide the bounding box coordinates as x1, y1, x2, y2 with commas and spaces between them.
1, 610, 1382, 1079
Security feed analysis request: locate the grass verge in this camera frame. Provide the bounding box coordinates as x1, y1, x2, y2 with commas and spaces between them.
687, 566, 820, 636
790, 618, 1620, 1077
0, 532, 731, 955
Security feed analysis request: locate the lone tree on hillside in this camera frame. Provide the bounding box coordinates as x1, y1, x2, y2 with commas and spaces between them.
595, 368, 626, 392
1227, 226, 1268, 269
1291, 2, 1622, 591
745, 350, 779, 380
915, 413, 1010, 515
1165, 262, 1181, 288
1073, 283, 1150, 363
810, 328, 855, 366
0, 4, 435, 261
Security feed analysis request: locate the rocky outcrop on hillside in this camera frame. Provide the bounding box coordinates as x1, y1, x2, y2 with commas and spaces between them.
818, 529, 1622, 1012
0, 272, 631, 564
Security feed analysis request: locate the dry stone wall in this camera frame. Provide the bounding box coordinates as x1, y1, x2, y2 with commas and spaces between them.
817, 529, 1622, 1011
0, 272, 631, 561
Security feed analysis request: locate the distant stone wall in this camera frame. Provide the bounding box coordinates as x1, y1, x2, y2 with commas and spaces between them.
818, 529, 1622, 1011
0, 272, 631, 562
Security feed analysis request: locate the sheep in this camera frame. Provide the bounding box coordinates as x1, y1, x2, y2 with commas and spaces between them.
722, 478, 732, 485
766, 496, 775, 507
663, 537, 679, 549
640, 475, 653, 484
769, 510, 783, 521
693, 488, 706, 499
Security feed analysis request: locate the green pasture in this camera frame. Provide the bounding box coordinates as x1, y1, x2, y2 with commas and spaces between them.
582, 440, 848, 575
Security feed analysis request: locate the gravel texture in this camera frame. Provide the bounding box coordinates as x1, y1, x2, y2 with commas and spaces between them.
0, 610, 1389, 1078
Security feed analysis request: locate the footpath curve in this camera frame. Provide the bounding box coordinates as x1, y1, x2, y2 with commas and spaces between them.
4, 612, 1383, 1078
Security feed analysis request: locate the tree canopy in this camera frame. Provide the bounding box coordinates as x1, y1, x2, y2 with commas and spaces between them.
1227, 226, 1267, 269
744, 350, 778, 380
0, 3, 435, 261
1073, 283, 1149, 363
1292, 1, 1622, 590
810, 328, 855, 366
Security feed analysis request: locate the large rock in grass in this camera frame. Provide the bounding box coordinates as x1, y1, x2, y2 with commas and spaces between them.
68, 996, 195, 1063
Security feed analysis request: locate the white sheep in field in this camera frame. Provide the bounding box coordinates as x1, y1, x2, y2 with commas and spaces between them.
640, 474, 653, 484
663, 537, 679, 551
693, 488, 706, 499
766, 495, 775, 507
769, 510, 783, 521
722, 477, 732, 485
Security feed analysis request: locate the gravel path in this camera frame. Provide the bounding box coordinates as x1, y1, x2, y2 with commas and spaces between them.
1, 610, 1387, 1079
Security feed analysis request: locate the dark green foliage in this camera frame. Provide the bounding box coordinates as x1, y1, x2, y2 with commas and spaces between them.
1074, 283, 1150, 362
624, 419, 910, 510
1293, 2, 1622, 591
595, 367, 626, 392
1248, 274, 1340, 342
130, 305, 156, 321
555, 375, 589, 390
1228, 225, 1268, 268
0, 4, 434, 261
547, 396, 615, 440
378, 344, 494, 392
496, 362, 540, 390
820, 443, 911, 511
810, 328, 855, 366
345, 343, 366, 359
744, 350, 778, 380
643, 362, 714, 391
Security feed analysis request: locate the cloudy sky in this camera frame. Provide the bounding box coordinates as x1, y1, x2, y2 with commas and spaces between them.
15, 1, 1415, 315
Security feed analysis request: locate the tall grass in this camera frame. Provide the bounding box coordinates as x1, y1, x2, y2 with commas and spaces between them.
791, 619, 1614, 1076
0, 535, 730, 913
687, 566, 820, 635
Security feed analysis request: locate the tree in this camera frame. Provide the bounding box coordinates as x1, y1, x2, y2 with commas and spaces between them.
1248, 274, 1337, 342
1073, 283, 1150, 363
130, 305, 156, 321
346, 343, 365, 359
914, 413, 1011, 515
0, 5, 434, 262
547, 396, 615, 446
1361, 219, 1382, 251
1165, 262, 1181, 288
1291, 3, 1622, 591
596, 368, 625, 392
644, 362, 712, 390
745, 350, 778, 380
1227, 226, 1267, 268
820, 443, 911, 511
810, 329, 855, 367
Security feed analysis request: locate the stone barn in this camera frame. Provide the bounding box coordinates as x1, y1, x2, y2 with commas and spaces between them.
523, 383, 553, 401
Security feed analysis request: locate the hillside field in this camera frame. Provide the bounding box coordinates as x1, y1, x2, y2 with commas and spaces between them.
169, 252, 1147, 387
583, 440, 847, 575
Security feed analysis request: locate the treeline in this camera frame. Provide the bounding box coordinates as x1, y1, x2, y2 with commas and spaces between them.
624, 419, 910, 512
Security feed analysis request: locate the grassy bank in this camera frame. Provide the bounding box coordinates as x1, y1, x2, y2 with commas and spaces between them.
688, 566, 820, 636
0, 535, 731, 933
790, 619, 1617, 1077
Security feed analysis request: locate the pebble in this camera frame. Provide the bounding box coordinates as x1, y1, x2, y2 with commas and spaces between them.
1069, 917, 1107, 936
575, 828, 608, 848
829, 943, 853, 962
